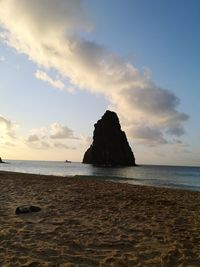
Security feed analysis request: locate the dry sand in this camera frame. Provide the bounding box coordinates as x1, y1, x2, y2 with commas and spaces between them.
0, 171, 200, 267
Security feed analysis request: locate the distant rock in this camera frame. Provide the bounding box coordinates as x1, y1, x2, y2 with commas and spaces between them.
0, 157, 5, 164
83, 110, 136, 166
15, 205, 41, 214
65, 160, 71, 163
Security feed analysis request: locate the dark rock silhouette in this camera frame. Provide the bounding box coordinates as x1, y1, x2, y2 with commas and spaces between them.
83, 110, 136, 166
0, 157, 5, 163
0, 157, 9, 164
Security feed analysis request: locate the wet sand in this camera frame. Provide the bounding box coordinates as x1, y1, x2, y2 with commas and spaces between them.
0, 171, 200, 266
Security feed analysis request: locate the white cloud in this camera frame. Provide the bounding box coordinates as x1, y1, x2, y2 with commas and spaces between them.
0, 55, 5, 61
26, 127, 47, 140
25, 123, 78, 150
35, 70, 65, 90
0, 115, 17, 138
0, 0, 189, 145
50, 123, 78, 139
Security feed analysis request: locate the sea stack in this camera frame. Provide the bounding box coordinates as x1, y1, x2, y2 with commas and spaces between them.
83, 110, 136, 166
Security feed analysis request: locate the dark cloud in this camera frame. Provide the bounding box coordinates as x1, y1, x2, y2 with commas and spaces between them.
130, 125, 168, 145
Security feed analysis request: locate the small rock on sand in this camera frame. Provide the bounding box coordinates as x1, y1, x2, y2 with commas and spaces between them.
15, 205, 41, 214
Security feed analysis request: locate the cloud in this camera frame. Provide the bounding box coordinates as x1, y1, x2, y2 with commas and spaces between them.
0, 115, 17, 138
27, 140, 51, 150
27, 133, 40, 142
25, 123, 78, 150
35, 70, 65, 89
25, 128, 49, 149
0, 0, 189, 145
54, 142, 76, 150
50, 123, 78, 139
35, 70, 75, 93
81, 135, 92, 147
4, 141, 15, 147
26, 127, 47, 141
0, 55, 5, 62
129, 125, 168, 145
35, 70, 65, 90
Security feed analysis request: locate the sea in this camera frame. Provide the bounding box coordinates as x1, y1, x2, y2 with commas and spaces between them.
0, 160, 200, 192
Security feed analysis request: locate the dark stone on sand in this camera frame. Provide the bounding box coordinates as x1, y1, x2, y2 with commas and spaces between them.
15, 205, 41, 214
30, 206, 41, 212
83, 110, 136, 166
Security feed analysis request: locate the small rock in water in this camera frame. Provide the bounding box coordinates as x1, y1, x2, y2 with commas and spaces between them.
0, 157, 6, 163
15, 205, 41, 214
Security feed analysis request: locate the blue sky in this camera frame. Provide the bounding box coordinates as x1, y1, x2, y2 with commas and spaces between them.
0, 0, 199, 165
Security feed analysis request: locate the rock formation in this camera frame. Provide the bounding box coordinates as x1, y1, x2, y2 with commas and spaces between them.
0, 157, 5, 163
83, 110, 136, 166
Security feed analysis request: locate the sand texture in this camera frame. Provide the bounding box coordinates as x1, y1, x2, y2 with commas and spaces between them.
0, 171, 200, 266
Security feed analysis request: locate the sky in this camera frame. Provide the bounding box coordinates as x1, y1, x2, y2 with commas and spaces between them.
0, 0, 200, 165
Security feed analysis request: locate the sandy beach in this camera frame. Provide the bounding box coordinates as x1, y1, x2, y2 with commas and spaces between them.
0, 171, 200, 266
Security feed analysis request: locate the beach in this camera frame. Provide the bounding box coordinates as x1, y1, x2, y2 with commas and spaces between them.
0, 171, 200, 266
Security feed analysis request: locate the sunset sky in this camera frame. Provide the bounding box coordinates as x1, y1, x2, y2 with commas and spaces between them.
0, 0, 200, 165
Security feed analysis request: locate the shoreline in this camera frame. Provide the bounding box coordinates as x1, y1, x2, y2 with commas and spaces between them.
1, 169, 200, 193
0, 171, 200, 266
1, 162, 200, 194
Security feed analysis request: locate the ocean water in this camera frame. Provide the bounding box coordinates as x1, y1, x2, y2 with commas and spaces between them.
0, 160, 200, 191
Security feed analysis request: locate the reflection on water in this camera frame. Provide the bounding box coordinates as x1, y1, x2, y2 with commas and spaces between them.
0, 160, 200, 191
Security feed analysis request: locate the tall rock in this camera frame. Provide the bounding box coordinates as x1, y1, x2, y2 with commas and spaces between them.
83, 110, 136, 166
